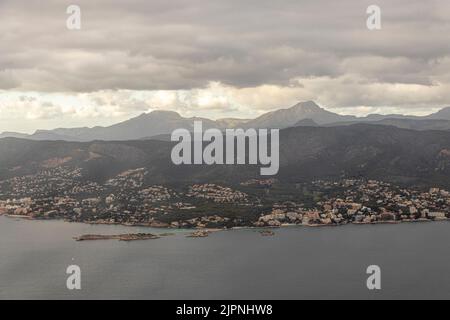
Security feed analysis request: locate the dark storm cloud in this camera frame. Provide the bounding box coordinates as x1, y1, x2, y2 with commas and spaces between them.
0, 0, 449, 92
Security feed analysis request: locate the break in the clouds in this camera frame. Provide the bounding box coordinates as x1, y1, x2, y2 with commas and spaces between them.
0, 0, 450, 132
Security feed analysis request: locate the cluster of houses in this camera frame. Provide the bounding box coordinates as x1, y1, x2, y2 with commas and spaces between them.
0, 170, 256, 227
255, 180, 450, 227
187, 184, 250, 203
0, 167, 86, 199
0, 167, 185, 225
105, 168, 147, 189
170, 215, 232, 229
2, 167, 450, 229
240, 179, 277, 187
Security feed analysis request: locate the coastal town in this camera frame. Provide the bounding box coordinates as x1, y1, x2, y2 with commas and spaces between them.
1, 166, 450, 231
254, 179, 450, 227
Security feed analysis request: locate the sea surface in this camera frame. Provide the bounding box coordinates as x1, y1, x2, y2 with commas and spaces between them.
1, 215, 450, 299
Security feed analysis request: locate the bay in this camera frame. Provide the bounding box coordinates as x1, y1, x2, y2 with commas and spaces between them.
0, 216, 449, 299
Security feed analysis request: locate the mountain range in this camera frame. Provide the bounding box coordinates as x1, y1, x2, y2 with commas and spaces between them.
3, 101, 450, 141
2, 124, 450, 188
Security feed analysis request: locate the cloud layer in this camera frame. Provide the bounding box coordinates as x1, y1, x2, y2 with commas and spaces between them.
0, 0, 450, 131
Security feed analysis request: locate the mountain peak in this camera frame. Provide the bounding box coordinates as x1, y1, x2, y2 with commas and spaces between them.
290, 101, 322, 111
144, 110, 181, 117
133, 110, 182, 121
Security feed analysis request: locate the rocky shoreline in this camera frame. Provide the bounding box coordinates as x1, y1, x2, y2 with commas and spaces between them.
2, 213, 449, 243
2, 212, 447, 229
74, 233, 160, 241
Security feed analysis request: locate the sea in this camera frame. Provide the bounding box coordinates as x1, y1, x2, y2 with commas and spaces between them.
1, 215, 449, 299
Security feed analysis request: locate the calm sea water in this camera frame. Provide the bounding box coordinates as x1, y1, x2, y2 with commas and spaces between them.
1, 216, 450, 300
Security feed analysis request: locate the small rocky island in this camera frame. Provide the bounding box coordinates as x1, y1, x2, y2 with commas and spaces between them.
74, 233, 160, 242
74, 230, 216, 242
187, 230, 211, 238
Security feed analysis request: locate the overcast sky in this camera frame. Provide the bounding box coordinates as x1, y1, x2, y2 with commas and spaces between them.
1, 0, 450, 132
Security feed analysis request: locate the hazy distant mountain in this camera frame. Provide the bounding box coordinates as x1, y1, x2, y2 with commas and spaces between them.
2, 101, 355, 140
0, 132, 30, 139
1, 110, 219, 142
362, 113, 416, 122
215, 118, 250, 128
74, 110, 219, 141
3, 102, 450, 141
424, 107, 450, 120
243, 101, 357, 128
326, 118, 450, 131
294, 118, 319, 127
30, 130, 80, 141
3, 124, 450, 188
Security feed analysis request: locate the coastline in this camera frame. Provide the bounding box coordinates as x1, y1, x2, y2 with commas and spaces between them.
1, 213, 447, 233
1, 213, 449, 243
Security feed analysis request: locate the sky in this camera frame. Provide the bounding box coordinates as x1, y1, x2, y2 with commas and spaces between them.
1, 0, 450, 133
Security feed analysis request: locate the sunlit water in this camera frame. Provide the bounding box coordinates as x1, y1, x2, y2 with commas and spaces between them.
1, 216, 449, 299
